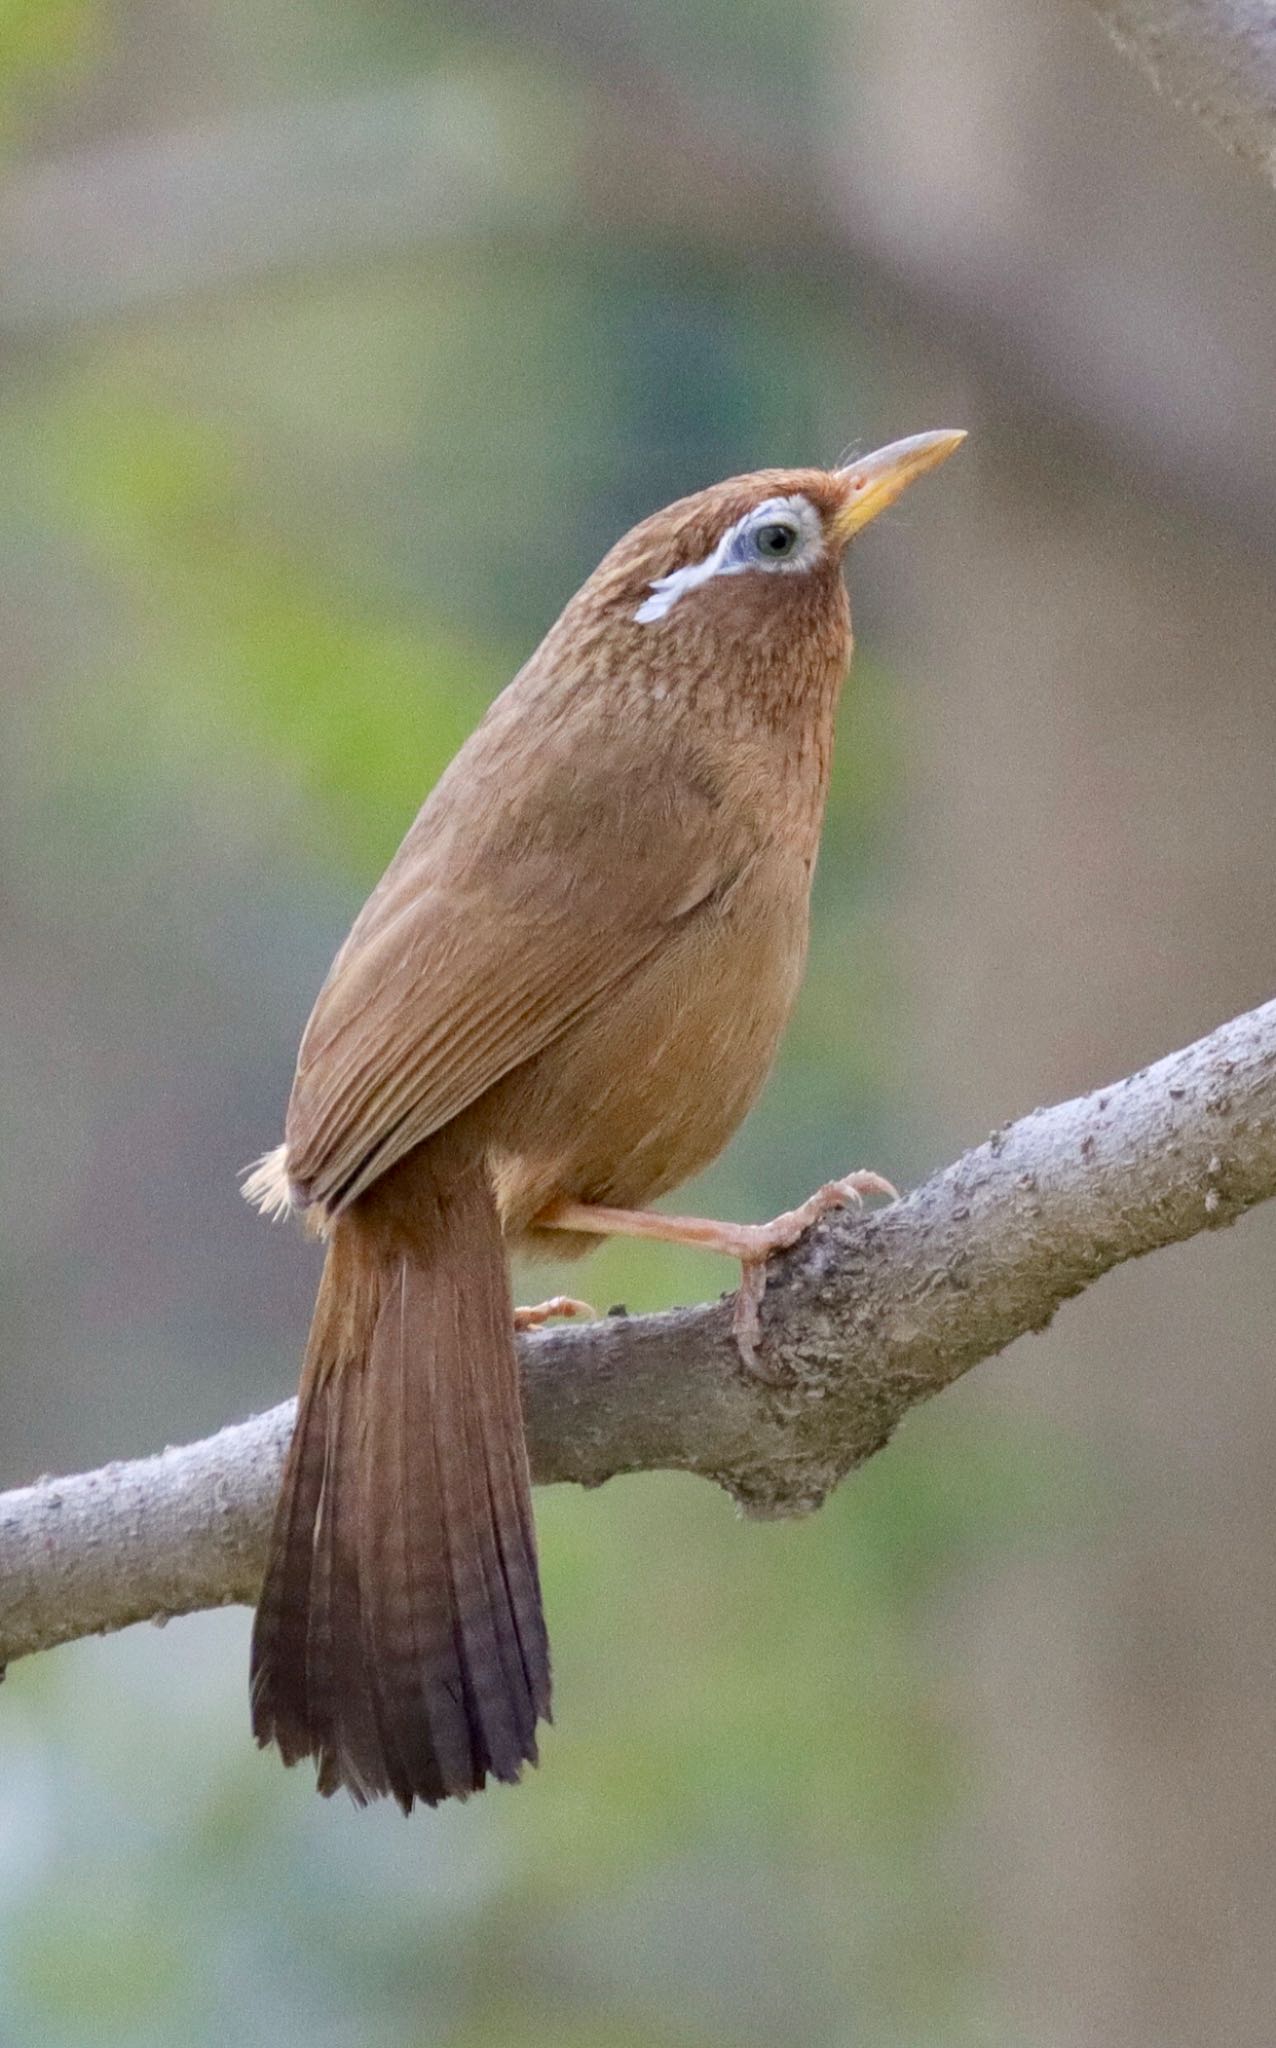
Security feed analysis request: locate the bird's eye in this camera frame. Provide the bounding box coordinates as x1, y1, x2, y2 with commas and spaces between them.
751, 520, 799, 560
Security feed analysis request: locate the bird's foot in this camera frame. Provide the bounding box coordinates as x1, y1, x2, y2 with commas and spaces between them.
513, 1294, 596, 1331
534, 1169, 897, 1375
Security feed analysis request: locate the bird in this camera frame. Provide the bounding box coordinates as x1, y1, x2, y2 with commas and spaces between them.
244, 429, 965, 1812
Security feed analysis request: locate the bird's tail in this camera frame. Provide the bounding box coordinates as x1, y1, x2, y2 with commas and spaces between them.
250, 1146, 550, 1810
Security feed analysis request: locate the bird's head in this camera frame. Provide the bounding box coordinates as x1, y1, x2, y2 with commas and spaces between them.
548, 431, 965, 714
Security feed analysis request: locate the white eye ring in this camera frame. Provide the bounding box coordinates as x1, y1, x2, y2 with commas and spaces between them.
635, 491, 824, 624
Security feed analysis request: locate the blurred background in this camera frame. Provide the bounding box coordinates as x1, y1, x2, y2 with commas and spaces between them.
1, 2, 1275, 2042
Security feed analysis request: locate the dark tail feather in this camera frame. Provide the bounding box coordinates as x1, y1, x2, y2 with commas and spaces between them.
251, 1227, 391, 1803
249, 1368, 329, 1769
250, 1151, 549, 1810
307, 1357, 387, 1802
466, 1268, 551, 1724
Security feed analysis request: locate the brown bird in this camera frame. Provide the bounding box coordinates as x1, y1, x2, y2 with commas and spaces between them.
244, 429, 965, 1811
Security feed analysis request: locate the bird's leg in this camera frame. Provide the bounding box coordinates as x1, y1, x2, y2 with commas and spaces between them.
513, 1294, 597, 1331
535, 1171, 896, 1374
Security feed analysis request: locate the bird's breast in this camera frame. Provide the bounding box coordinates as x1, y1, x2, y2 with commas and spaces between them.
484, 845, 815, 1244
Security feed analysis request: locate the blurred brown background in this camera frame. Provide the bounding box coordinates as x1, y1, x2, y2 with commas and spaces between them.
1, 2, 1274, 2043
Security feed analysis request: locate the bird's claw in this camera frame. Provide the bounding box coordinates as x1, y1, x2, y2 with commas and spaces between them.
732, 1166, 898, 1377
514, 1294, 597, 1331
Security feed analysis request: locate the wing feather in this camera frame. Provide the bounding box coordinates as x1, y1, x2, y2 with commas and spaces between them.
283, 739, 739, 1216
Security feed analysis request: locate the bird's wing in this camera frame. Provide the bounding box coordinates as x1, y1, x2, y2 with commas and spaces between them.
283, 746, 741, 1214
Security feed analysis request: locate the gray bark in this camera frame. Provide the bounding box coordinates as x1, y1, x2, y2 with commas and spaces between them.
1086, 1, 1276, 178
0, 996, 1272, 1669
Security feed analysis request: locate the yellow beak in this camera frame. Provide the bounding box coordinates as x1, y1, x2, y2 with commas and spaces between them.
829, 429, 967, 548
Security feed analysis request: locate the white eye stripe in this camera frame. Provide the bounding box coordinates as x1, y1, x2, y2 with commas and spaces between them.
635, 492, 824, 625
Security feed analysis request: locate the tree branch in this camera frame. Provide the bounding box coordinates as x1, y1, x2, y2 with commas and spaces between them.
1, 998, 1274, 1669
1086, 1, 1276, 180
